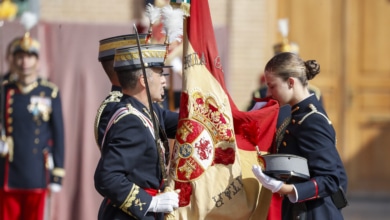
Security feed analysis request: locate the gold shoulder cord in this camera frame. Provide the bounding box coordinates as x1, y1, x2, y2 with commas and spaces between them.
275, 116, 291, 153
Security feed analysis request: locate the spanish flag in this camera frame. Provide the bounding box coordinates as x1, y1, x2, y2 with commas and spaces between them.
168, 0, 279, 219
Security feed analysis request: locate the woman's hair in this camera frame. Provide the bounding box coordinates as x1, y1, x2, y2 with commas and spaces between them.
117, 68, 152, 89
264, 52, 320, 86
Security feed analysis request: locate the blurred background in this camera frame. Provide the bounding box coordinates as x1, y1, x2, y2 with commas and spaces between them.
1, 0, 389, 219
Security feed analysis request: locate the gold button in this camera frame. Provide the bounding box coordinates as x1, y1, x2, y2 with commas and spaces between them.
33, 148, 38, 154
292, 119, 296, 124
35, 129, 40, 135
34, 138, 40, 144
285, 130, 289, 134
7, 127, 13, 133
9, 99, 13, 104
7, 108, 13, 114
9, 90, 15, 95
283, 141, 287, 147
7, 118, 13, 124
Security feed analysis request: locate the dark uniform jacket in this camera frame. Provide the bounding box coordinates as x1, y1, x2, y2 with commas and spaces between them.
94, 85, 122, 149
0, 78, 65, 190
278, 94, 348, 220
94, 95, 178, 220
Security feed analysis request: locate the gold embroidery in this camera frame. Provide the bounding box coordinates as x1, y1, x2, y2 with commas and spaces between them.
120, 185, 146, 215
178, 159, 196, 180
40, 79, 59, 98
178, 121, 193, 141
190, 91, 234, 143
16, 81, 38, 94
275, 116, 291, 152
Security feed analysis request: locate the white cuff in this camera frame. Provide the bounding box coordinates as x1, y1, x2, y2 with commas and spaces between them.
48, 183, 62, 193
287, 185, 298, 203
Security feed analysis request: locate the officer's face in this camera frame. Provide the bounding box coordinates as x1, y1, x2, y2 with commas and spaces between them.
148, 67, 168, 102
13, 52, 39, 78
265, 71, 292, 106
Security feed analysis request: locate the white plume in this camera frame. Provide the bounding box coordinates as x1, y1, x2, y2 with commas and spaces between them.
20, 11, 38, 31
145, 3, 161, 25
161, 4, 184, 44
278, 18, 289, 38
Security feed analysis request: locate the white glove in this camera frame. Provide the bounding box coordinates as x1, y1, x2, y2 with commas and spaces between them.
252, 165, 283, 193
147, 191, 179, 213
0, 140, 9, 156
48, 183, 62, 193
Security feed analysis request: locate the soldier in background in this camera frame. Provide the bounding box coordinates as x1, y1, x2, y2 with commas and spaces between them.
0, 34, 65, 220
1, 37, 21, 83
247, 19, 324, 111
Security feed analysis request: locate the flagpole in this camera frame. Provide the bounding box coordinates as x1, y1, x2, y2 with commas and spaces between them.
168, 70, 175, 110
0, 20, 6, 137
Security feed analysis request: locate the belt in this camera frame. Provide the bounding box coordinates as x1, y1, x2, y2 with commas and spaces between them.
144, 188, 159, 196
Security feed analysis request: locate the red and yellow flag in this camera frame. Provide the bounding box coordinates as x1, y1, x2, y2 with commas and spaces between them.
168, 0, 279, 219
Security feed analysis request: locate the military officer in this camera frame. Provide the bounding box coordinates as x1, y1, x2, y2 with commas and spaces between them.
0, 35, 65, 220
252, 52, 348, 220
94, 34, 148, 149
94, 44, 179, 220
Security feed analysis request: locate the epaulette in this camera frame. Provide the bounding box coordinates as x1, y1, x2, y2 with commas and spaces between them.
298, 104, 331, 125
2, 79, 10, 86
40, 79, 59, 98
308, 84, 322, 101
93, 91, 123, 145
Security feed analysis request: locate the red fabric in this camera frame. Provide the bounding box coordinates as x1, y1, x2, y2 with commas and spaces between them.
144, 188, 159, 196
233, 98, 279, 152
268, 194, 283, 220
0, 189, 46, 220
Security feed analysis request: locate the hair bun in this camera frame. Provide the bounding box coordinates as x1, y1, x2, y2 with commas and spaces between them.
305, 60, 320, 80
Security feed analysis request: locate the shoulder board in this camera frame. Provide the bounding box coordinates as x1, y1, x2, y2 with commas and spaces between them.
40, 79, 59, 98
298, 104, 331, 125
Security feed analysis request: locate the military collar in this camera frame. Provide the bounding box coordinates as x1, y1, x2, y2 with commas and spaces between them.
16, 79, 40, 94
291, 94, 318, 115
111, 85, 122, 92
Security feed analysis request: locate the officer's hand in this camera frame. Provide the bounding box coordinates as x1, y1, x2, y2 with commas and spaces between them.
48, 183, 62, 193
252, 165, 283, 193
0, 139, 9, 156
147, 191, 179, 213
